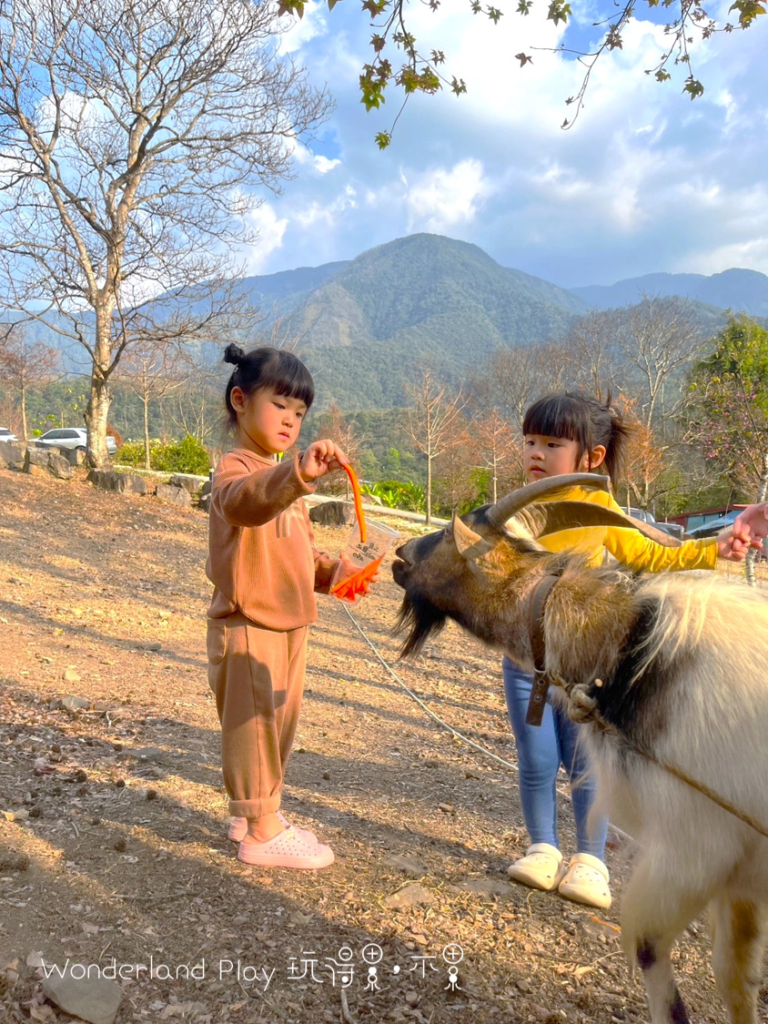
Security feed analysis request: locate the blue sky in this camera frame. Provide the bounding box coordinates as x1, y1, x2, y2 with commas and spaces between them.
240, 0, 768, 288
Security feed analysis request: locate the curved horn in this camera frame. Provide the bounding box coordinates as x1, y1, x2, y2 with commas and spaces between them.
516, 501, 683, 548
487, 474, 611, 526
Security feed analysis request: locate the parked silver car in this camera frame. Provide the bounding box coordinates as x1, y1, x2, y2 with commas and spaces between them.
0, 427, 19, 443
31, 427, 117, 455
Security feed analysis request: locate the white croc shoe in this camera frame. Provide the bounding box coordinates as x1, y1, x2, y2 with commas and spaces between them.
507, 843, 566, 892
558, 853, 612, 910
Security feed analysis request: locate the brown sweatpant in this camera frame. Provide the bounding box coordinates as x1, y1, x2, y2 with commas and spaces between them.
206, 613, 308, 819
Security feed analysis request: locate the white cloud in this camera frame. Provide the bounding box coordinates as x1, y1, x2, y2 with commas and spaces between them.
288, 140, 341, 175
245, 0, 768, 285
242, 203, 289, 274
405, 159, 492, 231
293, 185, 357, 229
314, 155, 341, 174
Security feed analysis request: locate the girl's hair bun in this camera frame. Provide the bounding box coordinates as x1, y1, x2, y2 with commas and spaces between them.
223, 343, 246, 367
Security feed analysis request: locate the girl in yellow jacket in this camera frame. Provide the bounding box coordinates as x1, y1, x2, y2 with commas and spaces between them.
504, 392, 745, 910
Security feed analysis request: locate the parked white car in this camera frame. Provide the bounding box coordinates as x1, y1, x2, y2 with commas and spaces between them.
31, 428, 117, 456
0, 427, 19, 443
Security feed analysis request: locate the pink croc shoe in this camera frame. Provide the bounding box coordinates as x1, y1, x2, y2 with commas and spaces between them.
237, 827, 335, 870
228, 813, 316, 843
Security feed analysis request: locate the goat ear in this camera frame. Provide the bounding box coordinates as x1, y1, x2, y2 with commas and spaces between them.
452, 515, 494, 561
517, 501, 683, 548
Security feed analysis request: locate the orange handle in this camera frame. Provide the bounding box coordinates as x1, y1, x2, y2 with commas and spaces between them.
342, 463, 366, 543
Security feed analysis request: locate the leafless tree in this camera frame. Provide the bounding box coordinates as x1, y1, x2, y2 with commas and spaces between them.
615, 296, 705, 433
470, 408, 519, 504
167, 362, 223, 450
116, 339, 190, 469
432, 430, 478, 515
0, 322, 60, 440
405, 366, 467, 525
562, 310, 625, 399
0, 0, 330, 467
314, 403, 366, 497
468, 340, 575, 426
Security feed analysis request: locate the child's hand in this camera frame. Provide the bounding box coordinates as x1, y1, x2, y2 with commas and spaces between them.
299, 440, 348, 483
716, 527, 763, 561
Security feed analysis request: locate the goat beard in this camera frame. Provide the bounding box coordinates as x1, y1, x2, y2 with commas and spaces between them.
395, 590, 448, 659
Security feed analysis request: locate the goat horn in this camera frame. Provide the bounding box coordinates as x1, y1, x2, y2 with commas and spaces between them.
487, 473, 610, 526
517, 501, 683, 548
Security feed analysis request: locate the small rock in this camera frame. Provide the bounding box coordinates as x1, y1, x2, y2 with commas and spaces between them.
404, 991, 419, 1008
385, 854, 427, 878
308, 501, 354, 528
516, 978, 532, 993
43, 966, 122, 1024
438, 803, 455, 815
384, 883, 434, 910
87, 470, 147, 495
457, 878, 513, 897
122, 747, 163, 762
48, 452, 73, 479
156, 484, 192, 507
169, 473, 206, 494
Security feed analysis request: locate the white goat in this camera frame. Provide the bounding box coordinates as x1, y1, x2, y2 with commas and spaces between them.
392, 474, 768, 1024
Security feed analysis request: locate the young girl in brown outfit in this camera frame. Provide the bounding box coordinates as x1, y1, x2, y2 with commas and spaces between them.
207, 344, 348, 870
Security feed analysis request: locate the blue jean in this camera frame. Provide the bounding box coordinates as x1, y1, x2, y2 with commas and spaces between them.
502, 656, 607, 858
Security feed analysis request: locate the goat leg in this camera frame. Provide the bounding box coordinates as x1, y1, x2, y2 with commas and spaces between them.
622, 854, 708, 1024
711, 894, 766, 1024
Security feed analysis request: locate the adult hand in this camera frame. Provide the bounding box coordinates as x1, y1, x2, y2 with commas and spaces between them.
299, 440, 348, 483
732, 502, 768, 544
715, 527, 763, 561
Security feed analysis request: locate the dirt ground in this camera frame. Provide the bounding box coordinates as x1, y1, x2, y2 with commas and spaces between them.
0, 467, 765, 1024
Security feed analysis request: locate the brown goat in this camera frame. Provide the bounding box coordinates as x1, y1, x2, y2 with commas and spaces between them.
392, 474, 768, 1024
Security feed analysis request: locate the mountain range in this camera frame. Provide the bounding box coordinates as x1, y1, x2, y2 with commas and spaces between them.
17, 233, 768, 412
570, 268, 768, 316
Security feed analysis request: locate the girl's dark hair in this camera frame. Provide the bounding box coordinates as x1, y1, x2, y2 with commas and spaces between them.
522, 391, 632, 487
223, 344, 314, 427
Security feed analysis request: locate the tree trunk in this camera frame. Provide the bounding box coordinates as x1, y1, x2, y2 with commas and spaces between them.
85, 307, 113, 468
20, 382, 27, 442
745, 450, 768, 587
143, 394, 151, 470
426, 453, 433, 526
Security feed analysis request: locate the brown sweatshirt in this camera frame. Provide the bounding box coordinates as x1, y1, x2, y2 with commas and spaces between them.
206, 449, 337, 629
